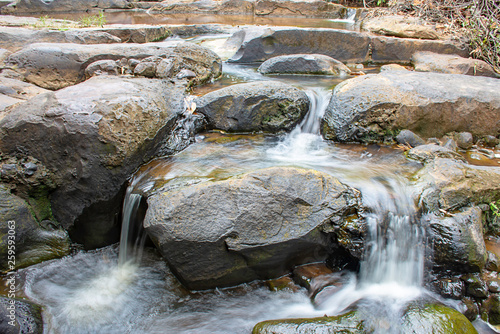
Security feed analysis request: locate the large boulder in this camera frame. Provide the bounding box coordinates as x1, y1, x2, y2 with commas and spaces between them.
412, 158, 500, 212
144, 167, 361, 290
0, 76, 188, 249
1, 0, 132, 13
412, 51, 499, 78
195, 81, 310, 133
362, 15, 440, 40
0, 297, 43, 334
226, 27, 467, 64
258, 54, 351, 76
321, 71, 500, 143
427, 207, 487, 273
0, 27, 122, 52
5, 41, 222, 90
0, 188, 70, 272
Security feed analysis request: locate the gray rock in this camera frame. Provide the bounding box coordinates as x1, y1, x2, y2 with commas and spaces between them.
0, 26, 121, 52
148, 0, 255, 15
0, 297, 43, 334
0, 94, 22, 111
380, 63, 409, 72
412, 51, 499, 78
406, 144, 465, 163
6, 41, 222, 90
85, 59, 119, 78
463, 273, 489, 298
0, 188, 70, 271
413, 158, 500, 212
226, 26, 467, 64
0, 77, 49, 101
456, 132, 474, 150
427, 207, 487, 273
255, 0, 347, 18
432, 277, 464, 299
396, 129, 425, 147
321, 71, 500, 143
483, 135, 499, 147
2, 0, 131, 13
258, 54, 351, 76
144, 167, 361, 290
176, 69, 197, 79
486, 252, 499, 272
133, 61, 157, 77
0, 76, 188, 249
195, 81, 309, 133
96, 25, 170, 43
362, 15, 440, 40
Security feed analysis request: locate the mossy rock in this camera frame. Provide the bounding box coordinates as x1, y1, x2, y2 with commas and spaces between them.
252, 310, 364, 334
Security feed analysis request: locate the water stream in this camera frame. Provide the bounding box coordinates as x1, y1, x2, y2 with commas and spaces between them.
18, 34, 434, 333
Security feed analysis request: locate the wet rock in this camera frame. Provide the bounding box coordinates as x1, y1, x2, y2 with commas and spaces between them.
253, 310, 364, 334
463, 297, 480, 321
412, 51, 499, 78
227, 26, 466, 64
292, 263, 333, 291
2, 0, 132, 13
144, 167, 361, 290
463, 273, 489, 298
362, 15, 440, 40
0, 296, 43, 334
413, 158, 500, 212
432, 277, 464, 299
481, 295, 500, 325
85, 59, 119, 78
321, 71, 500, 143
402, 302, 477, 334
427, 207, 487, 273
0, 76, 187, 249
487, 278, 500, 293
254, 0, 346, 18
406, 144, 465, 163
0, 26, 121, 52
396, 129, 425, 148
486, 252, 499, 272
0, 188, 70, 271
195, 81, 309, 133
456, 132, 474, 150
265, 276, 299, 292
6, 41, 221, 90
258, 54, 351, 76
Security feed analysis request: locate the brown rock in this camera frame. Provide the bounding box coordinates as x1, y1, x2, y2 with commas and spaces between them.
362, 15, 440, 40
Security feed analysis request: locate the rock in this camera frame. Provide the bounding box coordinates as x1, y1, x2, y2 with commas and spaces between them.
481, 295, 500, 325
0, 48, 10, 63
176, 69, 197, 79
487, 278, 500, 293
396, 129, 425, 147
321, 71, 500, 143
226, 26, 467, 64
362, 15, 440, 40
463, 297, 480, 321
0, 76, 189, 249
253, 311, 364, 334
456, 132, 474, 150
463, 273, 489, 298
432, 277, 464, 299
427, 207, 487, 273
84, 59, 119, 78
254, 0, 347, 19
412, 51, 499, 78
166, 24, 237, 38
412, 158, 500, 212
2, 0, 132, 13
265, 276, 299, 292
402, 302, 477, 334
195, 81, 309, 133
258, 54, 351, 76
380, 63, 409, 72
292, 263, 334, 291
0, 297, 43, 334
95, 25, 171, 44
6, 41, 222, 90
486, 252, 499, 272
0, 77, 49, 102
149, 0, 255, 15
0, 94, 22, 111
483, 135, 499, 147
0, 27, 122, 52
0, 188, 70, 271
133, 61, 157, 77
406, 144, 465, 163
144, 167, 361, 290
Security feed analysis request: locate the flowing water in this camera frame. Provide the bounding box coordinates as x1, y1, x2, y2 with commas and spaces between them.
19, 25, 434, 333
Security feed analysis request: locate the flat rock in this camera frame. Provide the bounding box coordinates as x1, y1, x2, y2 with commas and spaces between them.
144, 167, 361, 289
94, 25, 171, 43
258, 54, 351, 76
6, 41, 222, 90
0, 26, 122, 52
148, 0, 255, 14
412, 51, 499, 78
0, 77, 49, 101
1, 0, 133, 13
406, 144, 465, 163
412, 158, 500, 212
195, 81, 309, 133
321, 71, 500, 143
0, 76, 188, 249
226, 26, 467, 64
362, 15, 440, 40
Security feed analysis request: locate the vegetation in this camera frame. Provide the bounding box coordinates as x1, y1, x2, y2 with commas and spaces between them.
78, 11, 107, 28
30, 11, 107, 30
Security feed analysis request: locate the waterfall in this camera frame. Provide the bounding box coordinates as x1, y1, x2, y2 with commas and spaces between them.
117, 187, 144, 265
